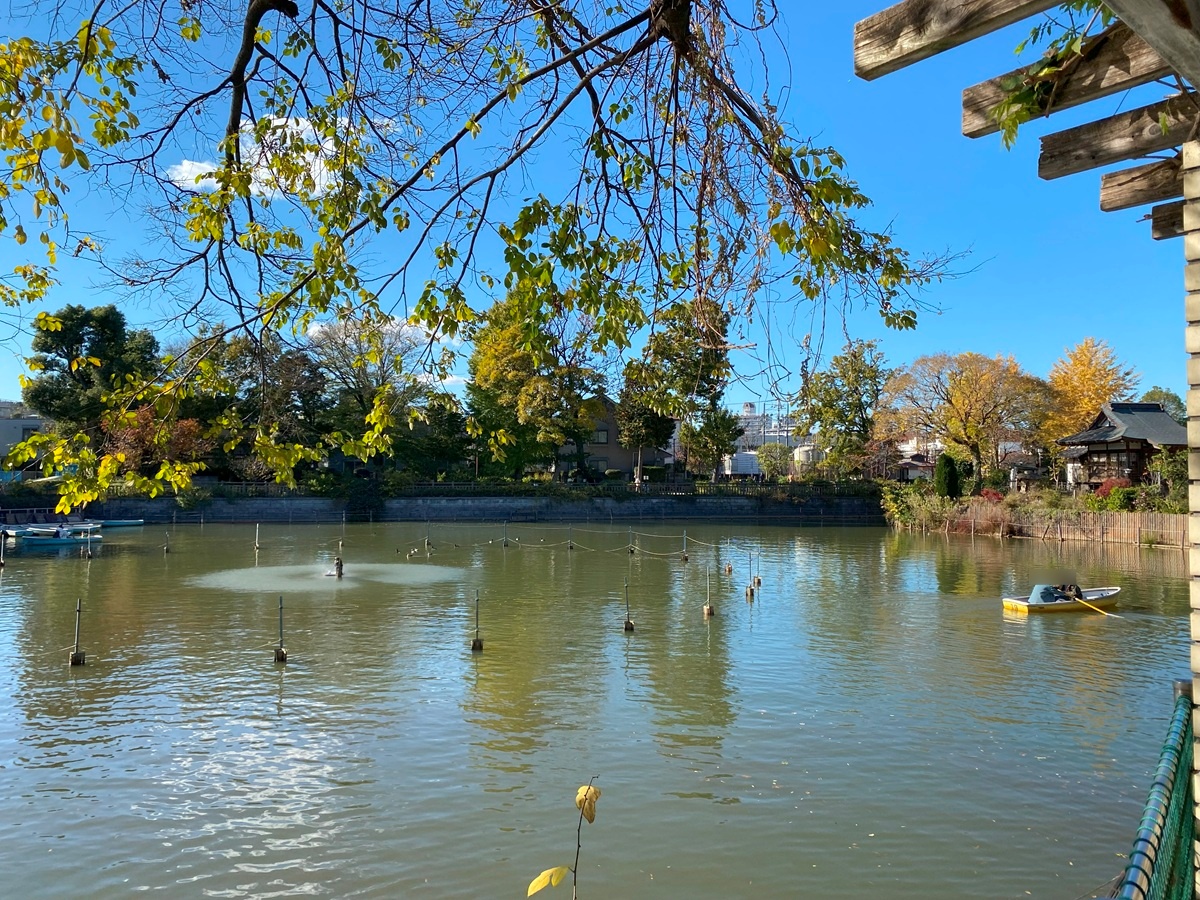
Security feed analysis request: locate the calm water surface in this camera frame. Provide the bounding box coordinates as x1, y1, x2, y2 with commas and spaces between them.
0, 522, 1188, 898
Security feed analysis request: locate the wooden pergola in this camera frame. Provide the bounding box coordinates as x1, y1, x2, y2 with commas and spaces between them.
853, 0, 1200, 890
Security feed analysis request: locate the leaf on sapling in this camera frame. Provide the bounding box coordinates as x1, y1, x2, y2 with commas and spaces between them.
527, 866, 570, 896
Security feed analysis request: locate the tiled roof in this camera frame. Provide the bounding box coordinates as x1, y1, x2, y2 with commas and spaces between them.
1057, 403, 1187, 448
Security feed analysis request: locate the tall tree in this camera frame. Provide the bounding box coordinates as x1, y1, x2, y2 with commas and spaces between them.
641, 300, 732, 419
616, 360, 677, 482
308, 316, 426, 414
22, 304, 159, 435
394, 395, 471, 478
679, 404, 744, 481
879, 352, 1048, 493
306, 313, 430, 463
756, 442, 793, 482
468, 299, 606, 478
793, 339, 890, 477
1041, 338, 1139, 446
1140, 386, 1185, 424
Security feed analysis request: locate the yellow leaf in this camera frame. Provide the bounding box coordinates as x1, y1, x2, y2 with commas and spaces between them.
575, 785, 601, 823
527, 866, 569, 896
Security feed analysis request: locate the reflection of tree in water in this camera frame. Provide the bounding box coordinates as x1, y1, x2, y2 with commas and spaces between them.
459, 542, 617, 769
636, 559, 736, 758
932, 537, 987, 596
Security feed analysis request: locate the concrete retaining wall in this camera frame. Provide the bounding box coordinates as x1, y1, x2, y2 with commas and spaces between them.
94, 493, 884, 526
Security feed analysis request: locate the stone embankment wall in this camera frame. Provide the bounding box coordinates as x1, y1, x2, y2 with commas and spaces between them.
96, 493, 885, 526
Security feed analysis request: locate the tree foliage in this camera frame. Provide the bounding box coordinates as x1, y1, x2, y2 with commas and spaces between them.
640, 300, 733, 419
468, 298, 605, 476
306, 313, 429, 435
1140, 386, 1185, 424
0, 0, 952, 504
990, 2, 1117, 148
615, 360, 676, 480
679, 403, 743, 480
933, 452, 960, 499
794, 339, 890, 476
1040, 337, 1138, 448
21, 304, 159, 434
879, 352, 1049, 493
756, 442, 792, 481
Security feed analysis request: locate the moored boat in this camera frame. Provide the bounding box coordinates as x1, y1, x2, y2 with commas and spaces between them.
25, 523, 102, 535
19, 533, 104, 547
1002, 584, 1120, 614
97, 519, 144, 528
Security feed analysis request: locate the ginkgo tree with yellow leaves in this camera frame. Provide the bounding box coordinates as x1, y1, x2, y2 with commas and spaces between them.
1038, 337, 1140, 456
0, 1, 954, 508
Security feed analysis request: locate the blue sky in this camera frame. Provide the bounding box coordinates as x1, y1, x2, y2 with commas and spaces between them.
721, 3, 1184, 410
1, 3, 1184, 411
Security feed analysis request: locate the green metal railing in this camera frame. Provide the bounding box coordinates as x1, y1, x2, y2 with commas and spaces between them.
1115, 683, 1195, 900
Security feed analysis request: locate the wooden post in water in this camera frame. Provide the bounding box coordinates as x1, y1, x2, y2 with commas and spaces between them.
703, 567, 714, 617
69, 597, 85, 666
623, 578, 634, 632
274, 595, 287, 663
681, 529, 688, 561
471, 590, 484, 652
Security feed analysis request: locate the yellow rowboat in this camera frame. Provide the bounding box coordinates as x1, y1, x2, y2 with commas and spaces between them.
1002, 585, 1121, 614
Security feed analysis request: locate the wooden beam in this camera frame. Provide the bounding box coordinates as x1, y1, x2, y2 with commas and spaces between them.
1100, 157, 1183, 211
1100, 156, 1184, 211
855, 0, 1056, 81
962, 23, 1170, 138
1038, 93, 1199, 180
1105, 0, 1200, 90
1152, 199, 1184, 239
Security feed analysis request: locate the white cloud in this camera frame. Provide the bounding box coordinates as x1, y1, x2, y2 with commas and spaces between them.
166, 158, 218, 191
165, 118, 340, 197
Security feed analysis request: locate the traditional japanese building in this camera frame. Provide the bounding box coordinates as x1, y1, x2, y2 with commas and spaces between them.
1056, 402, 1186, 489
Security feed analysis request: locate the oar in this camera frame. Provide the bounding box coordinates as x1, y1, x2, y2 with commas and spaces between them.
1075, 596, 1124, 619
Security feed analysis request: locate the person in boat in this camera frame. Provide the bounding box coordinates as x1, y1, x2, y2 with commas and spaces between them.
1064, 584, 1081, 600
54, 524, 68, 538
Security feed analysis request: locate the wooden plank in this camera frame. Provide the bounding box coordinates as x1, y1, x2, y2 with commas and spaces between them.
1105, 0, 1200, 90
1038, 93, 1199, 180
962, 23, 1170, 139
854, 0, 1056, 81
1151, 199, 1184, 240
1100, 157, 1182, 211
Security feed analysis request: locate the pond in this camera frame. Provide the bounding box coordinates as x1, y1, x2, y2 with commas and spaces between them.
0, 522, 1188, 898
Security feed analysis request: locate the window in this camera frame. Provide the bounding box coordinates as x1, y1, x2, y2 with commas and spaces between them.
20, 427, 38, 440
591, 428, 609, 445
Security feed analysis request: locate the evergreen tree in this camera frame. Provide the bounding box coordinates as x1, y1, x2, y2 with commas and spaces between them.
933, 453, 961, 499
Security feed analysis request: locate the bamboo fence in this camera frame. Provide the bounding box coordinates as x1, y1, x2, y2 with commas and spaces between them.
923, 502, 1188, 550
